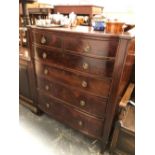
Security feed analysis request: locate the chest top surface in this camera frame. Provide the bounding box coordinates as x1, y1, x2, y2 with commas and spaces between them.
28, 25, 134, 39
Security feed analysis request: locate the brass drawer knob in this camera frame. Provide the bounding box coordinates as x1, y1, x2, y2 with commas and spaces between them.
78, 120, 83, 126
83, 63, 89, 70
80, 100, 86, 107
45, 85, 49, 91
42, 52, 47, 59
46, 103, 50, 108
84, 45, 90, 52
41, 36, 46, 44
44, 69, 48, 75
81, 81, 87, 88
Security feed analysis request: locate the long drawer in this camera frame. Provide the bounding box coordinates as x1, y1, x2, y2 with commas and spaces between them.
31, 29, 118, 58
37, 76, 107, 118
35, 61, 111, 97
38, 92, 104, 139
32, 31, 62, 48
64, 36, 119, 58
33, 46, 114, 77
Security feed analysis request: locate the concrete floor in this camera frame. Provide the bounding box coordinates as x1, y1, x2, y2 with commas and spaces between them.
19, 104, 111, 155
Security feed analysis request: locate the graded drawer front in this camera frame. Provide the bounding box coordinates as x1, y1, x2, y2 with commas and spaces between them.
32, 31, 62, 48
64, 37, 119, 58
37, 77, 107, 118
38, 92, 104, 139
34, 46, 114, 77
35, 61, 111, 97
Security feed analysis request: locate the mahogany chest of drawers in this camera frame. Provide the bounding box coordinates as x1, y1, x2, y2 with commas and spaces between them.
27, 26, 135, 151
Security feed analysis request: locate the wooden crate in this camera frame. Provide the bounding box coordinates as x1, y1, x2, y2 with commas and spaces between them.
110, 83, 135, 155
27, 2, 53, 9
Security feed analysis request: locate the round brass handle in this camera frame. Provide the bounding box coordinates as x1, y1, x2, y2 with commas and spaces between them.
81, 81, 87, 88
42, 52, 47, 59
84, 45, 90, 52
78, 120, 83, 126
45, 85, 49, 91
83, 63, 89, 70
46, 103, 50, 108
41, 36, 46, 44
80, 100, 86, 107
44, 69, 48, 75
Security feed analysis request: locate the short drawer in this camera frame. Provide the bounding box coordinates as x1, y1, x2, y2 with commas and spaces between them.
64, 37, 119, 58
32, 30, 62, 48
38, 92, 104, 139
37, 77, 107, 118
35, 61, 111, 97
34, 46, 114, 77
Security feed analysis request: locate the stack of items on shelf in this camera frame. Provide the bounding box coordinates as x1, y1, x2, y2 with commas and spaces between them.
36, 12, 77, 27
27, 2, 53, 25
